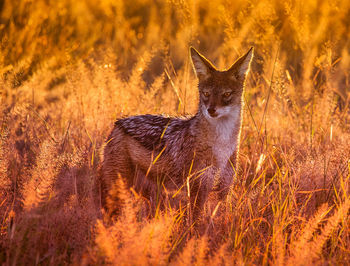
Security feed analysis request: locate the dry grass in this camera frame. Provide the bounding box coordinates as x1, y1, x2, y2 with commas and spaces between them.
1, 0, 350, 264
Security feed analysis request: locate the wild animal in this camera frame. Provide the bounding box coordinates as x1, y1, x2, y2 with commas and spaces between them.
102, 47, 254, 219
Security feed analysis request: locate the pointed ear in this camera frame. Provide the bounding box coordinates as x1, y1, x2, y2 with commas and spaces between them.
228, 47, 254, 80
190, 47, 215, 80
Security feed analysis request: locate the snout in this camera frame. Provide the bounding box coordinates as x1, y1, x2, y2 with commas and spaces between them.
207, 107, 218, 117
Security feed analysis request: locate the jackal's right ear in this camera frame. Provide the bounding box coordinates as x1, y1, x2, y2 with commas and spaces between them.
190, 47, 215, 80
228, 47, 254, 81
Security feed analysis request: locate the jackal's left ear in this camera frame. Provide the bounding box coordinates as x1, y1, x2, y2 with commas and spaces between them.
228, 47, 254, 80
190, 47, 216, 80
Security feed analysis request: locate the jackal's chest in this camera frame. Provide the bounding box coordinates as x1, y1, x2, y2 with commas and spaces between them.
210, 120, 238, 170
212, 137, 237, 170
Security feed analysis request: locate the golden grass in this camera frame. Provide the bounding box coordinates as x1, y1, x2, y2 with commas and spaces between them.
1, 0, 350, 264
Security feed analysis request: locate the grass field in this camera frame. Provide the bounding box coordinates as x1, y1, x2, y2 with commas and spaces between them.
1, 0, 350, 264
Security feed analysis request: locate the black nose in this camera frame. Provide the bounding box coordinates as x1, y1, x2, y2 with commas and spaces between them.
207, 107, 217, 117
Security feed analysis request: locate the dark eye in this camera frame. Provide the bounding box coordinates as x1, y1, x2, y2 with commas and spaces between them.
224, 92, 232, 97
203, 91, 210, 97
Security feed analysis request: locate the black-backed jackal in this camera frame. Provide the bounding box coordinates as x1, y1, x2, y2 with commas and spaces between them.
102, 47, 254, 219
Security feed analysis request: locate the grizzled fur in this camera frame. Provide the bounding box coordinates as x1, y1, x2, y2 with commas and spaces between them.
102, 47, 254, 218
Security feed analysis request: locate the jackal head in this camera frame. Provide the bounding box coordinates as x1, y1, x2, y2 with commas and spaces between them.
191, 47, 253, 121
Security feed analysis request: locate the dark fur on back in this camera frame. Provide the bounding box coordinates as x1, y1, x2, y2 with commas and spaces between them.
115, 114, 197, 152
115, 115, 171, 150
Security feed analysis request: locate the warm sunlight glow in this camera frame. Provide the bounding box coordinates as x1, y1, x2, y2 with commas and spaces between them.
1, 0, 349, 264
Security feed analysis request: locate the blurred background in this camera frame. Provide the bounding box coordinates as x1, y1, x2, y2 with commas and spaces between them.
1, 0, 349, 95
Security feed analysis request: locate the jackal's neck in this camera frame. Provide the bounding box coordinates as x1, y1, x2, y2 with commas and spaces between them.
190, 109, 242, 170
193, 108, 242, 143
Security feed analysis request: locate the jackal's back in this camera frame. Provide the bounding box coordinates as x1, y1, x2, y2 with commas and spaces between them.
114, 114, 194, 152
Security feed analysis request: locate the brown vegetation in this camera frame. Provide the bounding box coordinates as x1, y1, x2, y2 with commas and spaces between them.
1, 0, 350, 264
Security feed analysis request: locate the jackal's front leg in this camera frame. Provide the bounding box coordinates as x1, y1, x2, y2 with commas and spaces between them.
188, 167, 215, 223
217, 154, 237, 200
